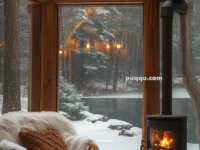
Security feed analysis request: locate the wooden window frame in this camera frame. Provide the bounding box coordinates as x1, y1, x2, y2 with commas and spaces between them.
27, 0, 161, 147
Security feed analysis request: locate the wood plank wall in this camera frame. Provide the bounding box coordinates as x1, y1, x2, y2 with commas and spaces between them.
29, 2, 42, 111
40, 1, 58, 111
143, 0, 160, 149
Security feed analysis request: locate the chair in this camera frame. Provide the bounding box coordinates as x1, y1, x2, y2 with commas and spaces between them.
0, 111, 99, 150
88, 142, 99, 150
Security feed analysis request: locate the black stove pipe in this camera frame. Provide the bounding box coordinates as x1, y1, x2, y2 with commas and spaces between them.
161, 0, 187, 115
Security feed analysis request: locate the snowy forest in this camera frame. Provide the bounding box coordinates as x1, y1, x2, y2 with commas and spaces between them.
58, 6, 144, 121
58, 7, 143, 94
0, 0, 200, 149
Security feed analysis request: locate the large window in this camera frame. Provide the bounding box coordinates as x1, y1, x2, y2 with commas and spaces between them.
58, 6, 143, 149
160, 1, 200, 149
0, 0, 30, 115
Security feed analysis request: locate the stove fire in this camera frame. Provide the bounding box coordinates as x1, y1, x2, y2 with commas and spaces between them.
156, 132, 173, 148
150, 129, 175, 150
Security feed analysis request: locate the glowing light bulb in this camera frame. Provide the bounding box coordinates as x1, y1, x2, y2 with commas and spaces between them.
117, 44, 121, 49
86, 43, 90, 49
59, 50, 63, 55
106, 44, 110, 49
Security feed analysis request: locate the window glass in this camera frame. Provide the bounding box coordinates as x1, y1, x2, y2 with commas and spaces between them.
58, 6, 143, 149
0, 0, 30, 115
160, 1, 200, 149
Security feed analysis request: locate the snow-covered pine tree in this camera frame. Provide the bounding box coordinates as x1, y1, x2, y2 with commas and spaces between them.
59, 75, 89, 120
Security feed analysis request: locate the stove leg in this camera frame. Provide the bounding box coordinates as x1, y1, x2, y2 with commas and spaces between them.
140, 140, 146, 150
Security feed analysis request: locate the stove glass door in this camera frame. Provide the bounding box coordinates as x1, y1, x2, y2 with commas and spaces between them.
149, 128, 175, 150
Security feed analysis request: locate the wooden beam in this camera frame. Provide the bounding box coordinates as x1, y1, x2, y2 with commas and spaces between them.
37, 0, 52, 2
53, 0, 143, 5
29, 3, 42, 111
142, 0, 160, 149
27, 0, 145, 4
27, 0, 52, 3
40, 1, 58, 111
26, 0, 164, 5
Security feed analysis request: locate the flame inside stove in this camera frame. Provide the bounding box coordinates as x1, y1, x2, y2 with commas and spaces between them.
150, 129, 175, 149
155, 132, 174, 148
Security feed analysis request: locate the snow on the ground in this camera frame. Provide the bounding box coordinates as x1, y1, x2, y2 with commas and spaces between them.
83, 111, 104, 121
72, 119, 142, 150
72, 112, 199, 150
173, 77, 200, 84
0, 96, 199, 150
0, 96, 27, 116
21, 98, 28, 112
82, 88, 191, 99
86, 81, 135, 92
188, 143, 199, 150
82, 91, 143, 99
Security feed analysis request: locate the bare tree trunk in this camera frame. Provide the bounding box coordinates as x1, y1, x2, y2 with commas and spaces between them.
0, 1, 4, 87
0, 48, 3, 83
113, 51, 120, 91
106, 40, 113, 90
2, 0, 20, 114
135, 37, 140, 76
180, 0, 200, 147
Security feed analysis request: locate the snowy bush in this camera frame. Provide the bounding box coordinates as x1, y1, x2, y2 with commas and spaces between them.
59, 76, 89, 120
83, 51, 109, 76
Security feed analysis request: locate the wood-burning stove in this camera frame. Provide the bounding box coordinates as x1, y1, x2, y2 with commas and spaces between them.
145, 0, 188, 150
147, 115, 187, 150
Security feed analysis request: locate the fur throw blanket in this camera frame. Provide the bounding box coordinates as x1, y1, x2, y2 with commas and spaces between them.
0, 111, 92, 150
